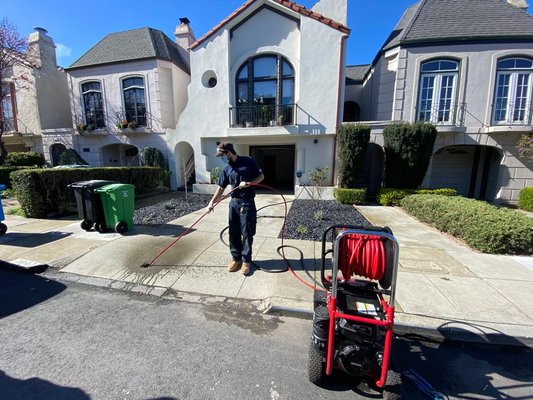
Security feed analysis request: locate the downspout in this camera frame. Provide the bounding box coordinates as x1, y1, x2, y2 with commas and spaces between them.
332, 34, 348, 186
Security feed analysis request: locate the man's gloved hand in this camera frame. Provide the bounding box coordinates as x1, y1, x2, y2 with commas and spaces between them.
239, 181, 249, 189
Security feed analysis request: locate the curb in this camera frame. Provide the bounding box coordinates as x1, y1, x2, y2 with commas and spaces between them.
0, 259, 49, 274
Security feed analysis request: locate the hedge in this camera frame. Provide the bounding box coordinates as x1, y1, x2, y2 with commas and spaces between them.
10, 167, 164, 218
401, 194, 533, 255
337, 124, 370, 188
334, 188, 367, 204
518, 187, 533, 212
0, 166, 39, 189
377, 187, 457, 206
5, 152, 45, 167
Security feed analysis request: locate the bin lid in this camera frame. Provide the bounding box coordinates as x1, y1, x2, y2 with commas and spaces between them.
94, 183, 135, 193
68, 180, 116, 189
0, 184, 6, 191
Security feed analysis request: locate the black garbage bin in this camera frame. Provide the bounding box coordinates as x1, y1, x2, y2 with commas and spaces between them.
68, 180, 116, 231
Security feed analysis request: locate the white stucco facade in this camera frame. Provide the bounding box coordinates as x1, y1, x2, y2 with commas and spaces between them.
167, 0, 348, 191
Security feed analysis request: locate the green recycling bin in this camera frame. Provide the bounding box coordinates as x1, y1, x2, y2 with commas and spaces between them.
94, 183, 135, 234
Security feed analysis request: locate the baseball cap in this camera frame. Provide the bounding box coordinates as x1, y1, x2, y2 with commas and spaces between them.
215, 142, 235, 157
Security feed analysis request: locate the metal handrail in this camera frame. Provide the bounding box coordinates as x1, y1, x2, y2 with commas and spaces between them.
415, 102, 465, 126
229, 103, 296, 128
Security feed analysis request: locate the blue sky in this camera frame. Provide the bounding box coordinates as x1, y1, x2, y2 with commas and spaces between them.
2, 0, 531, 68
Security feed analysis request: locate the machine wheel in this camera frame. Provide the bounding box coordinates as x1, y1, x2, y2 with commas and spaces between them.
382, 364, 402, 400
80, 220, 93, 231
115, 221, 128, 234
0, 222, 7, 235
308, 340, 326, 385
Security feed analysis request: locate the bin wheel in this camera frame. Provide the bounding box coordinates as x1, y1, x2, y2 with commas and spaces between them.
80, 220, 93, 231
115, 221, 128, 234
308, 339, 325, 385
382, 363, 402, 400
0, 223, 7, 235
95, 222, 107, 233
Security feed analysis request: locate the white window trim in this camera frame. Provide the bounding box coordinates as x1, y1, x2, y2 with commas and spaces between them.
492, 69, 533, 125
417, 64, 459, 125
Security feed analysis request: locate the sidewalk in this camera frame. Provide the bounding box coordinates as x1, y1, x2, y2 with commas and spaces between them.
1, 195, 532, 347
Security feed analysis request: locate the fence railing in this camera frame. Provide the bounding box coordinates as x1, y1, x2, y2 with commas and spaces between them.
229, 103, 296, 128
491, 100, 533, 125
415, 102, 465, 126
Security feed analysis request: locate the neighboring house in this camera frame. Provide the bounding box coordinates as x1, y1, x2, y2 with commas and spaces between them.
46, 23, 192, 167
344, 0, 533, 203
1, 27, 71, 156
167, 0, 349, 192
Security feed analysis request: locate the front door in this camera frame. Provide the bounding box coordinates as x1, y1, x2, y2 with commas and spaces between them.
249, 145, 295, 191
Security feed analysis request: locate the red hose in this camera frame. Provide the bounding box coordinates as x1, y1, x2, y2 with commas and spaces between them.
339, 234, 386, 281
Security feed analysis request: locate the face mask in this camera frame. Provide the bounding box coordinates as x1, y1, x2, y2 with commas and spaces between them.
221, 155, 229, 165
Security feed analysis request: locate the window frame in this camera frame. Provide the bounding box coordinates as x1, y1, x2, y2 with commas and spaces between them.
121, 76, 147, 127
235, 54, 295, 125
80, 80, 106, 129
492, 56, 533, 125
416, 59, 460, 125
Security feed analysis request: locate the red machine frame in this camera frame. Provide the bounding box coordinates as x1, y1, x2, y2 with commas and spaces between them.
320, 225, 400, 388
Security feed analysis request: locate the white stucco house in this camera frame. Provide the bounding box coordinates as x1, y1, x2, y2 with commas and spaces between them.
45, 23, 192, 167
344, 0, 533, 203
1, 27, 71, 156
167, 0, 350, 192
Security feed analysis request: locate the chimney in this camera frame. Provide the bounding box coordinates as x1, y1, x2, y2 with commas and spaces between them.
175, 17, 195, 50
28, 26, 57, 68
507, 0, 529, 11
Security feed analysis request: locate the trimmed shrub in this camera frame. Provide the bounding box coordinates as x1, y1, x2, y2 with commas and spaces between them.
337, 124, 371, 188
401, 194, 533, 255
0, 166, 37, 188
141, 147, 170, 187
334, 188, 367, 204
377, 187, 457, 206
518, 187, 533, 211
5, 152, 45, 167
59, 148, 88, 165
377, 188, 417, 206
10, 167, 164, 218
383, 122, 437, 188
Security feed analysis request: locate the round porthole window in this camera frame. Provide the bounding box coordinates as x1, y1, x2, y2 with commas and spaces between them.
201, 70, 218, 88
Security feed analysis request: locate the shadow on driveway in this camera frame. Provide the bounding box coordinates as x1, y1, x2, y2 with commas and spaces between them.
0, 231, 71, 247
0, 269, 66, 319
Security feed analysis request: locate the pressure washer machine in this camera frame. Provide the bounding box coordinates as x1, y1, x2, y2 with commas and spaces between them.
308, 225, 402, 399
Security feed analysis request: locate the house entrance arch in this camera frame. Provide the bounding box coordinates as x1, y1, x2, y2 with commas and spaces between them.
174, 141, 195, 189
50, 143, 67, 166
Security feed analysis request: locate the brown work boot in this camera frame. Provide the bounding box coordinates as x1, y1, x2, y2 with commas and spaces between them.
227, 260, 242, 272
241, 262, 251, 275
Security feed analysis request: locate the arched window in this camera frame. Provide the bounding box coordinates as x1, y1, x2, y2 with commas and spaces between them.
493, 57, 533, 124
122, 77, 146, 126
235, 54, 294, 126
417, 59, 459, 124
81, 81, 105, 129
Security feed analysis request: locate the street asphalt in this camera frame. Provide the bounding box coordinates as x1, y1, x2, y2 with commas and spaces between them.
1, 194, 532, 348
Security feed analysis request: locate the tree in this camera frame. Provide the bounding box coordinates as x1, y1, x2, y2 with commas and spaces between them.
0, 18, 36, 165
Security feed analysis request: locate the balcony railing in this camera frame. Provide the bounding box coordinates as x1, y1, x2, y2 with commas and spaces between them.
415, 102, 465, 126
229, 104, 296, 128
491, 100, 533, 125
1, 117, 16, 133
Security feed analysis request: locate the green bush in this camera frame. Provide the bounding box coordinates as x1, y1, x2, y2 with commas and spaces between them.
518, 187, 533, 211
377, 187, 457, 206
377, 188, 417, 206
383, 122, 437, 188
337, 124, 370, 188
5, 152, 45, 167
140, 147, 170, 187
0, 166, 37, 188
334, 188, 367, 204
58, 148, 88, 165
10, 167, 164, 218
401, 194, 533, 254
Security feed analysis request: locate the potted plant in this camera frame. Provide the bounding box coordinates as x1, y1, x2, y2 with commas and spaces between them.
117, 119, 128, 129
127, 121, 138, 130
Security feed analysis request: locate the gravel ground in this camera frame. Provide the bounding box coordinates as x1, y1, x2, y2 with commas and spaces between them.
134, 193, 369, 241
